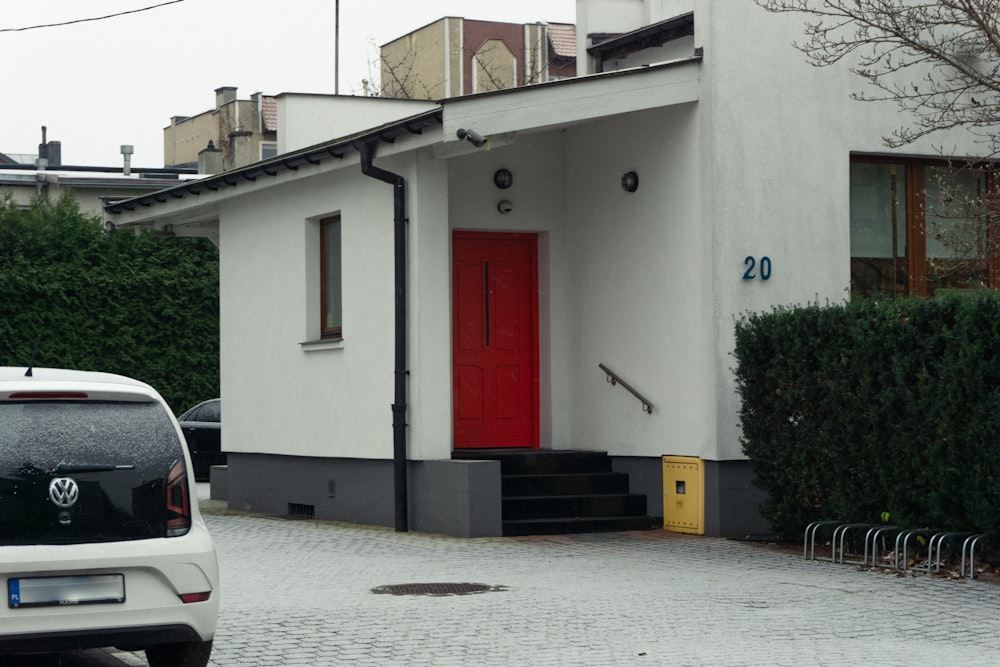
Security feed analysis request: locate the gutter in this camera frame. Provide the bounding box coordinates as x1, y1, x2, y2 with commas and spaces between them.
359, 142, 409, 533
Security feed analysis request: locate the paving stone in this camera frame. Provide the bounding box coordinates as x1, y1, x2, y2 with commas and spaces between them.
191, 511, 1000, 666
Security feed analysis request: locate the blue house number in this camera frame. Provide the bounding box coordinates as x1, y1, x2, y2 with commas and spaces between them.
743, 256, 772, 281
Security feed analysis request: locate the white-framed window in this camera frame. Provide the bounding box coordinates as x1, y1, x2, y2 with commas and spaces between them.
260, 142, 277, 160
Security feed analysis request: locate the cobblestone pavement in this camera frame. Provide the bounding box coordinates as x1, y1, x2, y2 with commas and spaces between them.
10, 497, 1000, 666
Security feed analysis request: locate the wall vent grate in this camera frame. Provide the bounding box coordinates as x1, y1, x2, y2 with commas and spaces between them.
287, 503, 315, 519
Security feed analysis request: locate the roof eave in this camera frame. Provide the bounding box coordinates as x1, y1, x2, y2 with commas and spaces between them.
104, 108, 444, 217
587, 11, 695, 63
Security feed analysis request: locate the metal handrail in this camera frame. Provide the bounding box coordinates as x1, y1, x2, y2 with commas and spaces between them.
598, 363, 653, 414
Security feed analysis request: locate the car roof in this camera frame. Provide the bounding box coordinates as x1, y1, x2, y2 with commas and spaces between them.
0, 367, 159, 402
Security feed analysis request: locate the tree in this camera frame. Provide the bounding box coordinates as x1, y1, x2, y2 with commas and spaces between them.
0, 193, 219, 413
758, 0, 1000, 287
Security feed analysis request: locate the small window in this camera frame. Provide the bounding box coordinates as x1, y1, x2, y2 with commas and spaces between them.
260, 142, 277, 160
321, 215, 342, 338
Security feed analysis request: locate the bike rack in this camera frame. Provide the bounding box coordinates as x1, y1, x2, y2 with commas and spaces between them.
804, 521, 840, 561
832, 523, 876, 565
894, 528, 935, 571
805, 520, 990, 581
925, 532, 973, 574
863, 525, 900, 568
960, 534, 986, 579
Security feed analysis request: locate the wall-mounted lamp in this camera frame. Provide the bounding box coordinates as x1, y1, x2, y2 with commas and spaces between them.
456, 128, 488, 148
493, 168, 513, 189
621, 171, 639, 193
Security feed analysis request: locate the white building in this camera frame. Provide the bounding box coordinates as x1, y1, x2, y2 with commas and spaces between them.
105, 1, 992, 537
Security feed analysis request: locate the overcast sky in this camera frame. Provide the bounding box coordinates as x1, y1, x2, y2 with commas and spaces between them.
1, 0, 575, 168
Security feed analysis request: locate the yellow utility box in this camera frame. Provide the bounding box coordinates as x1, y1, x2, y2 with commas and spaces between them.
662, 456, 704, 534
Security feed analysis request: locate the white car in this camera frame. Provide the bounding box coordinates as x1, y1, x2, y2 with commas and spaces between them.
0, 367, 219, 666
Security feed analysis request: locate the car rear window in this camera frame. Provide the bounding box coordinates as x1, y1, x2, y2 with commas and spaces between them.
0, 400, 186, 545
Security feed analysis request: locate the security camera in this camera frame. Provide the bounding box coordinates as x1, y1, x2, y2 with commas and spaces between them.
497, 200, 513, 214
456, 128, 487, 148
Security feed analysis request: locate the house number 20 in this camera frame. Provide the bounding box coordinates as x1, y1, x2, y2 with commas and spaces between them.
742, 256, 772, 281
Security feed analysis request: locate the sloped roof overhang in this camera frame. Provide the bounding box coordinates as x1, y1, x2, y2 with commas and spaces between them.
104, 108, 444, 230
442, 54, 701, 141
106, 59, 701, 232
587, 12, 695, 72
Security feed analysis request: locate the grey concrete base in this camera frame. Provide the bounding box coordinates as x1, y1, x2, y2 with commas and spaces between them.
611, 456, 664, 519
704, 459, 771, 537
224, 453, 501, 537
612, 456, 770, 537
209, 465, 228, 501
410, 459, 502, 537
225, 452, 767, 538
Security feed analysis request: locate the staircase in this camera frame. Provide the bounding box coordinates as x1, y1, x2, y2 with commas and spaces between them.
452, 449, 656, 536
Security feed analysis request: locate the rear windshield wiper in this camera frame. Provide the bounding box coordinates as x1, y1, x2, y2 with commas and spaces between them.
54, 463, 136, 474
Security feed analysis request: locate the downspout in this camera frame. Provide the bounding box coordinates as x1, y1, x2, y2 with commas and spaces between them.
359, 142, 409, 533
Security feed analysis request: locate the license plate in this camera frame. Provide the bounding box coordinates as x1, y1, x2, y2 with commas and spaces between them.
8, 574, 125, 608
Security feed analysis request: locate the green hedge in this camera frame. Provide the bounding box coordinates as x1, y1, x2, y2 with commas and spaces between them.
0, 193, 219, 415
734, 293, 1000, 535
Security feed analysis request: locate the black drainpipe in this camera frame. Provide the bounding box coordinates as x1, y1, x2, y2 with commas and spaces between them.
359, 142, 408, 533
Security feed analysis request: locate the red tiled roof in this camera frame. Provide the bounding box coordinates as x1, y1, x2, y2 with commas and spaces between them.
547, 23, 576, 59
261, 96, 278, 133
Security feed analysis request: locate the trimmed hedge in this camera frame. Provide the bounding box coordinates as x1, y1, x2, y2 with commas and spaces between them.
734, 293, 1000, 535
0, 193, 219, 415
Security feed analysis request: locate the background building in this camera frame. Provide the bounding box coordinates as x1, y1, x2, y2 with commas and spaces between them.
2, 130, 198, 215
380, 18, 576, 99
164, 87, 278, 171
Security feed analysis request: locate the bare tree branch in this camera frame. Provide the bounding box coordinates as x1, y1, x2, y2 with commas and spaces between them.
757, 0, 1000, 152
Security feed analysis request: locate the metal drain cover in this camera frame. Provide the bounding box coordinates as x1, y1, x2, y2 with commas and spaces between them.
371, 582, 506, 596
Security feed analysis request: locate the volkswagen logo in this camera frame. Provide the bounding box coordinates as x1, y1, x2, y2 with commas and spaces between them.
49, 477, 79, 509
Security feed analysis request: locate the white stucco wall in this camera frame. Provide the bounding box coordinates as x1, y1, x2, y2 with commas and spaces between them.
218, 146, 454, 461
573, 0, 994, 461
277, 95, 438, 154
109, 1, 998, 471
564, 105, 711, 459
445, 104, 709, 460
697, 1, 990, 459
447, 130, 571, 448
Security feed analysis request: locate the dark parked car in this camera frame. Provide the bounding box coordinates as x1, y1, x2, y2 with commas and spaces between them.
177, 399, 223, 481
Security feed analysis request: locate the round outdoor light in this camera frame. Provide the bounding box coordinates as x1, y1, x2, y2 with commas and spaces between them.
621, 171, 639, 193
494, 168, 513, 189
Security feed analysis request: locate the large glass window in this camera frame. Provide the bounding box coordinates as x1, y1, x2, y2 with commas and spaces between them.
924, 166, 990, 291
850, 162, 909, 296
321, 216, 342, 338
850, 157, 995, 297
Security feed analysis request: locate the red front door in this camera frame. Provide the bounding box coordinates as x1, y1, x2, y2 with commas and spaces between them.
452, 232, 539, 448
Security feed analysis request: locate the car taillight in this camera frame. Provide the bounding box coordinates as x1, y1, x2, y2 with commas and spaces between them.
7, 391, 88, 399
179, 592, 212, 604
165, 459, 191, 537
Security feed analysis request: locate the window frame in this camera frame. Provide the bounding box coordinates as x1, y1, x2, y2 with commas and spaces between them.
850, 155, 998, 297
320, 215, 342, 340
260, 141, 278, 161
